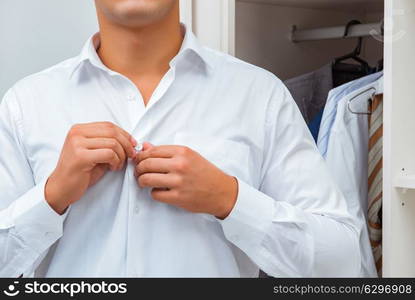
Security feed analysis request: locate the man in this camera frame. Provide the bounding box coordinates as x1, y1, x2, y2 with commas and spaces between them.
0, 0, 360, 277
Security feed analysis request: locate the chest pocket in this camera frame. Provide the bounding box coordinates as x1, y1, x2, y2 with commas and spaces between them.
173, 132, 252, 185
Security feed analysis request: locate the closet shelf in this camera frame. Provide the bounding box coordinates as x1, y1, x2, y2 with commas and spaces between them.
238, 0, 384, 13
394, 174, 415, 191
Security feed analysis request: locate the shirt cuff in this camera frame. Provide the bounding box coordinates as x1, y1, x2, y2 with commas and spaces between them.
9, 178, 68, 254
220, 178, 274, 252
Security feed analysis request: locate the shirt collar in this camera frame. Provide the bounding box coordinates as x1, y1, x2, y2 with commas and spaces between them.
69, 24, 212, 79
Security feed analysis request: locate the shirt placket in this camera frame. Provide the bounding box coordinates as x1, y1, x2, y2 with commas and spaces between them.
110, 67, 177, 277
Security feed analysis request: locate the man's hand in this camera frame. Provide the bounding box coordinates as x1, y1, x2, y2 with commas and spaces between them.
45, 122, 137, 215
134, 143, 238, 219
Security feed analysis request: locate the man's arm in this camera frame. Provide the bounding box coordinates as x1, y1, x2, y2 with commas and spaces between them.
220, 82, 361, 276
0, 89, 67, 277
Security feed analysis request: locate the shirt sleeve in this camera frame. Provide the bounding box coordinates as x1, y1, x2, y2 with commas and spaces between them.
0, 88, 67, 277
220, 81, 361, 277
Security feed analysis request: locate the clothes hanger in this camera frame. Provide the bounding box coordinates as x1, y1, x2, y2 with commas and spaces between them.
346, 86, 384, 115
347, 87, 376, 115
333, 20, 372, 75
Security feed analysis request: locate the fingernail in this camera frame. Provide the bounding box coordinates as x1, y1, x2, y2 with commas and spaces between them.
131, 137, 137, 146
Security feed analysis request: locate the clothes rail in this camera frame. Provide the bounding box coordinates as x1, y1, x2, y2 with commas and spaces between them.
291, 22, 383, 43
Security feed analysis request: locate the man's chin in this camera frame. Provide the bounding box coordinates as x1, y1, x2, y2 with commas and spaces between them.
100, 0, 177, 28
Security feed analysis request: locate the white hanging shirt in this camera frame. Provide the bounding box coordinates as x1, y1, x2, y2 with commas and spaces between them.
0, 28, 360, 277
325, 77, 384, 277
317, 72, 383, 157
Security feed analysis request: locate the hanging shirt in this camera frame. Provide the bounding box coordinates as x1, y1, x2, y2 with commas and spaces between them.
0, 28, 360, 278
317, 71, 384, 157
284, 64, 333, 138
324, 77, 383, 277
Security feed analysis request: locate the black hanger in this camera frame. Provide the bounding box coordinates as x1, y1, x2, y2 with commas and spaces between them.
333, 20, 372, 75
377, 59, 384, 72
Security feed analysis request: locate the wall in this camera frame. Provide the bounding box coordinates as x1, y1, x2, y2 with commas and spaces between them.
235, 1, 384, 80
0, 0, 98, 99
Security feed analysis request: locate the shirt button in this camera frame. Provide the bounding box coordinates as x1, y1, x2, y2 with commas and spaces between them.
127, 94, 135, 101
134, 204, 140, 214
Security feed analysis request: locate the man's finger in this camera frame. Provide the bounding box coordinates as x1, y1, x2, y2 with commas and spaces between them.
80, 122, 136, 158
137, 145, 182, 162
150, 188, 178, 203
137, 173, 179, 188
80, 122, 133, 142
142, 142, 154, 151
113, 131, 137, 159
84, 148, 121, 171
134, 142, 154, 164
84, 138, 126, 170
135, 158, 173, 177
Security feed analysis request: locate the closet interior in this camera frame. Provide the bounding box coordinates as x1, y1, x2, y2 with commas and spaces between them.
235, 0, 384, 81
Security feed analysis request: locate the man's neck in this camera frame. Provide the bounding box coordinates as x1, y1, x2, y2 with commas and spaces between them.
96, 8, 183, 99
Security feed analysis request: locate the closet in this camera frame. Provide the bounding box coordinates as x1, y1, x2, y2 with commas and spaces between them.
180, 0, 415, 277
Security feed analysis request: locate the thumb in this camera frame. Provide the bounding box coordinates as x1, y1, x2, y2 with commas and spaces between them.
142, 142, 154, 151
133, 142, 154, 164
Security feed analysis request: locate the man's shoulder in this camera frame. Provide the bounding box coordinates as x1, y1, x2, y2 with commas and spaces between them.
203, 46, 282, 86
10, 56, 79, 94
203, 47, 290, 116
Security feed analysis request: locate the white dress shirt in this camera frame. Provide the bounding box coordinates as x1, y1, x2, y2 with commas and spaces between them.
317, 72, 383, 157
325, 77, 384, 277
0, 28, 360, 277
